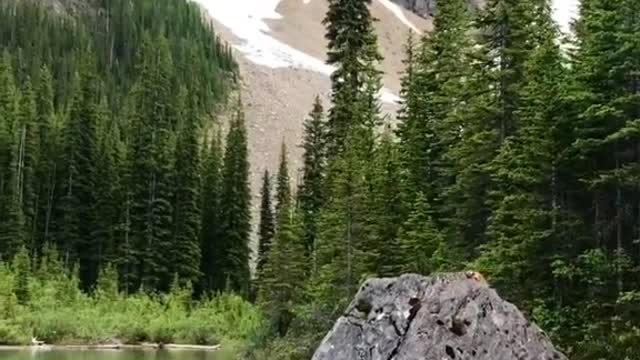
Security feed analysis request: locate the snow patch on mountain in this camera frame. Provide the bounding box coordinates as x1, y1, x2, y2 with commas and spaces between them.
377, 0, 421, 33
193, 0, 401, 103
194, 0, 576, 105
194, 0, 331, 72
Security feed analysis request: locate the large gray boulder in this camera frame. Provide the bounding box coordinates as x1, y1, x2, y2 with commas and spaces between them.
312, 273, 567, 360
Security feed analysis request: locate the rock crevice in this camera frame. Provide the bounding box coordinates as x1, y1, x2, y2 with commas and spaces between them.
312, 273, 567, 360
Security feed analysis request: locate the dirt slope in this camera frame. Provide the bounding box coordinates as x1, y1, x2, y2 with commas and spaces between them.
200, 0, 428, 260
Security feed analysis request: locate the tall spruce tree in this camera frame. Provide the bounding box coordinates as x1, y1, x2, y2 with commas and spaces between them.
89, 97, 119, 277
128, 34, 176, 291
218, 106, 251, 296
17, 79, 39, 247
257, 170, 275, 278
396, 0, 475, 266
323, 0, 383, 154
275, 142, 291, 224
440, 0, 545, 260
259, 206, 306, 337
297, 97, 326, 268
259, 143, 305, 337
172, 94, 203, 286
394, 193, 448, 275
371, 129, 405, 276
551, 0, 640, 356
314, 0, 384, 310
0, 131, 26, 260
397, 0, 471, 202
475, 6, 568, 303
0, 52, 21, 260
199, 130, 223, 294
0, 51, 18, 194
56, 60, 103, 288
33, 65, 57, 254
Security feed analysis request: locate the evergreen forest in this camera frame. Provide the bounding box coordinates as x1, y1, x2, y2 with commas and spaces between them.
1, 0, 639, 359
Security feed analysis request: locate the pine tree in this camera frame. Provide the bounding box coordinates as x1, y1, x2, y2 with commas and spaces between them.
33, 65, 57, 254
0, 52, 21, 260
199, 130, 223, 294
0, 135, 26, 260
397, 0, 473, 254
552, 1, 640, 355
297, 97, 326, 268
476, 0, 543, 142
257, 170, 275, 278
17, 78, 39, 248
435, 0, 538, 260
275, 142, 291, 224
259, 208, 306, 337
172, 94, 203, 286
313, 0, 384, 312
394, 193, 448, 275
570, 0, 640, 274
259, 140, 306, 336
371, 129, 404, 276
315, 145, 378, 309
128, 34, 176, 292
475, 12, 568, 301
91, 98, 120, 276
218, 106, 251, 296
323, 0, 383, 155
57, 60, 102, 289
0, 51, 19, 196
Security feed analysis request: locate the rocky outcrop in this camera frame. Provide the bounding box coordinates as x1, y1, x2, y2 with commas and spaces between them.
391, 0, 482, 18
312, 273, 567, 360
391, 0, 438, 18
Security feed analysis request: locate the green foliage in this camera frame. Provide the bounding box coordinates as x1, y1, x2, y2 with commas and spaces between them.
259, 209, 306, 337
218, 107, 252, 296
252, 1, 640, 360
0, 0, 236, 293
275, 143, 292, 224
0, 253, 262, 346
12, 247, 31, 305
394, 193, 449, 275
297, 97, 326, 260
199, 130, 223, 295
257, 170, 275, 278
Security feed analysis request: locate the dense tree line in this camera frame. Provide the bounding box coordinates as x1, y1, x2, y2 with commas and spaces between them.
253, 0, 640, 359
0, 0, 252, 296
3, 0, 639, 357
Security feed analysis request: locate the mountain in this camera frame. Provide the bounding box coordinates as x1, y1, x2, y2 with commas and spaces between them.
193, 0, 431, 251
192, 0, 578, 254
391, 0, 482, 18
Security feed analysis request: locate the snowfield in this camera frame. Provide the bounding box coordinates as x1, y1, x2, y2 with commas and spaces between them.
192, 0, 579, 104
194, 0, 333, 73
192, 0, 416, 103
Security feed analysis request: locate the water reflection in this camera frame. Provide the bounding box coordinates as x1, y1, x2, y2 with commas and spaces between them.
0, 349, 232, 360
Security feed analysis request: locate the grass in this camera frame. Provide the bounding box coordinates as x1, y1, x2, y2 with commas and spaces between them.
0, 256, 264, 347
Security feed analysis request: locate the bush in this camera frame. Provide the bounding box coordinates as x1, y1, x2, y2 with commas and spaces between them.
0, 255, 264, 348
0, 321, 29, 345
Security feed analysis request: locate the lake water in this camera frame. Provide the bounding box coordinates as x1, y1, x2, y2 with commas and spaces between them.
0, 349, 235, 360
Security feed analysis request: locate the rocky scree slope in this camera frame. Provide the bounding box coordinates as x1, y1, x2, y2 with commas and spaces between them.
312, 273, 567, 360
391, 0, 482, 18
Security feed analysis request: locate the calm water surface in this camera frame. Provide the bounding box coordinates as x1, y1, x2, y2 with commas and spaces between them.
0, 349, 235, 360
